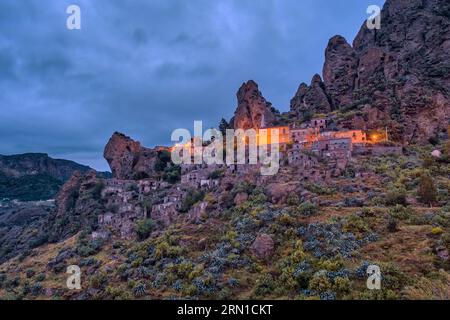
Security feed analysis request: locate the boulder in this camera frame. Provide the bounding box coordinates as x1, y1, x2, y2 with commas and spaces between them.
431, 150, 442, 158
234, 192, 248, 206
250, 234, 274, 260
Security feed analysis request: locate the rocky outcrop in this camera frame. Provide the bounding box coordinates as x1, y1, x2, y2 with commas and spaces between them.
290, 74, 332, 117
291, 0, 450, 143
0, 153, 109, 180
233, 80, 276, 130
0, 153, 110, 201
323, 36, 358, 108
104, 132, 159, 180
54, 171, 83, 219
250, 234, 274, 260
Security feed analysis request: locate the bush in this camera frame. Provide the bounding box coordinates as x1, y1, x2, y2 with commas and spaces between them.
162, 165, 181, 184
296, 201, 318, 217
431, 227, 444, 235
136, 219, 153, 240
418, 173, 437, 206
305, 183, 335, 196
133, 171, 149, 180
36, 273, 46, 282
309, 271, 332, 293
252, 274, 276, 297
25, 270, 35, 279
91, 181, 105, 200
385, 188, 407, 206
286, 193, 300, 206
29, 233, 49, 248
179, 189, 205, 213
90, 272, 107, 289
388, 205, 410, 221
154, 150, 171, 172
208, 169, 224, 180
133, 282, 147, 298
387, 217, 398, 233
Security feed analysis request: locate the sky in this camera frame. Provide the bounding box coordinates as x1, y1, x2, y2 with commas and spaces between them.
0, 0, 385, 171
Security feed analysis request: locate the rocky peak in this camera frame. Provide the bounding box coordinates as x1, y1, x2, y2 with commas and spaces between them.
233, 80, 276, 130
323, 35, 358, 108
290, 74, 332, 118
104, 132, 141, 180
290, 0, 450, 143
104, 132, 159, 180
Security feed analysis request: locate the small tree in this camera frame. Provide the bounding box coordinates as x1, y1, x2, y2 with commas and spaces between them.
154, 150, 171, 172
418, 173, 437, 206
136, 219, 153, 240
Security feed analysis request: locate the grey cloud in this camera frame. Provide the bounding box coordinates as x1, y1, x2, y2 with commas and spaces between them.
0, 0, 385, 171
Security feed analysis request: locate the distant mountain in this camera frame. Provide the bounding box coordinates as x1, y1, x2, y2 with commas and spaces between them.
0, 153, 111, 201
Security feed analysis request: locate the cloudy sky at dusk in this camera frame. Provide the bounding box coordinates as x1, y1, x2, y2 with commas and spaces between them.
0, 0, 385, 171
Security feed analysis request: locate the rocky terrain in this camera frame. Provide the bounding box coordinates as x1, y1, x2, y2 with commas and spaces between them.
0, 0, 449, 301
0, 153, 110, 201
290, 0, 450, 143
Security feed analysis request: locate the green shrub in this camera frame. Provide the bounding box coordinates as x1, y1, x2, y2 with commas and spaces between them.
295, 201, 318, 217
252, 274, 276, 297
305, 183, 335, 196
388, 205, 410, 221
309, 271, 332, 293
385, 188, 407, 206
133, 171, 150, 180
343, 215, 370, 233
418, 173, 437, 206
136, 219, 153, 240
90, 272, 107, 289
179, 189, 205, 213
286, 193, 300, 206
208, 169, 224, 180
154, 150, 171, 172
163, 165, 181, 184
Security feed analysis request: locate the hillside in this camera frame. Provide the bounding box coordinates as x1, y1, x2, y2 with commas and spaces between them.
0, 153, 111, 201
0, 0, 449, 301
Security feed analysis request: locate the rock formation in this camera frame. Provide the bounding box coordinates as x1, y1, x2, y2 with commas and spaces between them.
233, 80, 276, 130
323, 35, 358, 108
104, 132, 159, 180
290, 74, 332, 117
291, 0, 450, 143
0, 153, 110, 201
250, 234, 274, 260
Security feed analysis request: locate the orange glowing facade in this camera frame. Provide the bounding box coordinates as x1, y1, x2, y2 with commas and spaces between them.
257, 126, 290, 145
322, 130, 367, 145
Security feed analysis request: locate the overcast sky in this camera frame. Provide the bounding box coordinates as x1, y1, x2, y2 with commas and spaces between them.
0, 0, 385, 171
